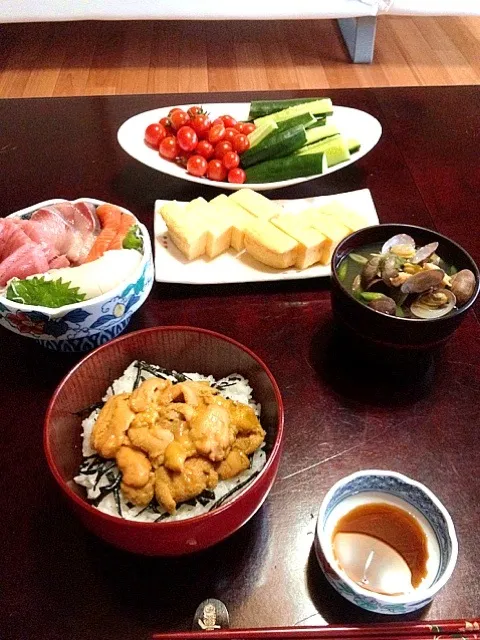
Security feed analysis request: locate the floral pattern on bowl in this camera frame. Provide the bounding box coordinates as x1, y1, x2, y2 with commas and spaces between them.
314, 470, 458, 614
0, 198, 154, 352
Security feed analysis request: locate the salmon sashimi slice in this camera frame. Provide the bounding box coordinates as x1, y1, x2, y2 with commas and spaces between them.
84, 204, 123, 263
109, 212, 136, 250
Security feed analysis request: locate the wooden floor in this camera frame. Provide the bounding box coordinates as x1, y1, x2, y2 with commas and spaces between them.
0, 16, 479, 98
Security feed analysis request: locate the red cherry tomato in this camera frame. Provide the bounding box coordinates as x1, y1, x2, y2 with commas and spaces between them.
211, 117, 224, 127
159, 136, 180, 160
207, 159, 227, 182
232, 134, 250, 153
214, 140, 233, 160
235, 122, 245, 133
145, 123, 167, 148
208, 123, 226, 144
195, 140, 215, 160
222, 151, 240, 170
187, 154, 208, 177
176, 126, 198, 152
187, 105, 204, 118
170, 109, 190, 131
176, 152, 191, 168
160, 116, 171, 128
228, 167, 247, 184
168, 107, 183, 117
242, 123, 256, 135
190, 113, 211, 138
221, 115, 238, 129
223, 127, 239, 143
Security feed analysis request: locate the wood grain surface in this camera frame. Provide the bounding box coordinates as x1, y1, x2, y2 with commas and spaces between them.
0, 87, 479, 640
0, 17, 479, 98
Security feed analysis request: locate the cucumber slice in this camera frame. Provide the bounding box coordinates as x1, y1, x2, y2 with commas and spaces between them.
248, 98, 327, 120
295, 134, 350, 167
347, 138, 361, 153
305, 116, 327, 129
304, 123, 340, 146
254, 99, 333, 128
277, 112, 317, 131
247, 120, 278, 149
245, 152, 327, 183
240, 125, 308, 168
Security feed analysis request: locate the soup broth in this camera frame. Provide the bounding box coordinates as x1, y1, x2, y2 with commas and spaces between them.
337, 235, 476, 320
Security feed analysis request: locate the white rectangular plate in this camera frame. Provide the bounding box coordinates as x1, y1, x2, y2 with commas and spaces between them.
154, 188, 379, 284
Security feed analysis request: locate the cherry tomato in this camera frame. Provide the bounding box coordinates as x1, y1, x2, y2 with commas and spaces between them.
190, 113, 211, 138
195, 140, 215, 160
159, 136, 180, 160
176, 152, 191, 168
145, 123, 167, 148
242, 123, 256, 135
214, 140, 233, 160
228, 167, 246, 184
223, 127, 239, 143
208, 123, 226, 144
176, 126, 198, 152
232, 134, 250, 153
207, 159, 227, 182
222, 151, 240, 170
235, 122, 245, 133
187, 154, 208, 177
211, 117, 224, 127
160, 116, 171, 128
221, 115, 238, 129
187, 105, 204, 118
170, 109, 190, 131
168, 107, 183, 117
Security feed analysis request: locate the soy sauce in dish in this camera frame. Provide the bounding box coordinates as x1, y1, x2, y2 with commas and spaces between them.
332, 502, 429, 596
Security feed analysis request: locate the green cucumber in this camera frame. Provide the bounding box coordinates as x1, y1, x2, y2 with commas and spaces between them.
240, 125, 307, 168
306, 116, 327, 129
248, 98, 326, 120
254, 98, 333, 128
348, 138, 361, 153
304, 123, 340, 146
247, 120, 278, 149
245, 152, 327, 183
277, 112, 317, 131
295, 134, 351, 167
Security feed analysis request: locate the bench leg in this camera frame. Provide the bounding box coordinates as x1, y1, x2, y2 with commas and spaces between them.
337, 16, 377, 63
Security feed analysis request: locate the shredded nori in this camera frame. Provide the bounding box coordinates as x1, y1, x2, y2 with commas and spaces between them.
208, 471, 261, 512
135, 360, 190, 383
73, 401, 104, 419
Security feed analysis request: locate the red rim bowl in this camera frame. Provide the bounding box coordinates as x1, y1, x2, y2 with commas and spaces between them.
44, 326, 284, 556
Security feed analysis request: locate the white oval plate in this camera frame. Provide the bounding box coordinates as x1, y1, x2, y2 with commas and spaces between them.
117, 102, 382, 192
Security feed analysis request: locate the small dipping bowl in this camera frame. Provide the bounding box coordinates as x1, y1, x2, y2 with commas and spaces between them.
330, 224, 480, 351
314, 470, 458, 614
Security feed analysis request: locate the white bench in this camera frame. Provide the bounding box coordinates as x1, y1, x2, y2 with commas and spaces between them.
1, 0, 479, 63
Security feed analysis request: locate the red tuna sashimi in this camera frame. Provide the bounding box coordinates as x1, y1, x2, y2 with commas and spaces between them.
0, 243, 49, 287
16, 219, 58, 262
0, 219, 40, 263
48, 255, 70, 269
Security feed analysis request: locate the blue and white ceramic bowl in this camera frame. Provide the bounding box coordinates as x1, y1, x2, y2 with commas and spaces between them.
0, 198, 154, 352
314, 470, 458, 614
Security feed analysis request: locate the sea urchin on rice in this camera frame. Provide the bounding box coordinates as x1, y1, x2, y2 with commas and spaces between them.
74, 360, 266, 523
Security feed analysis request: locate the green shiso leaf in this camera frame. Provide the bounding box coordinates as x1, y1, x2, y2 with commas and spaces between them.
122, 224, 144, 252
6, 276, 86, 308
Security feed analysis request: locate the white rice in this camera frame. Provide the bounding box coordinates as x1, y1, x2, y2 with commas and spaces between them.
74, 361, 266, 522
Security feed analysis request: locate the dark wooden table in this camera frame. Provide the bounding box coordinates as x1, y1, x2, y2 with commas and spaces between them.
1, 87, 479, 640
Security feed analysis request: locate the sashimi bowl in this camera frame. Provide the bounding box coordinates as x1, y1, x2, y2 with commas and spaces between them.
44, 326, 284, 555
0, 198, 154, 352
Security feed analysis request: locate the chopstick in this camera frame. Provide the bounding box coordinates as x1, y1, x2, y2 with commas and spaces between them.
152, 619, 480, 640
